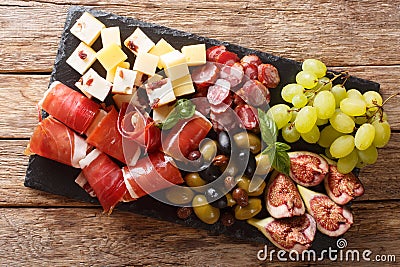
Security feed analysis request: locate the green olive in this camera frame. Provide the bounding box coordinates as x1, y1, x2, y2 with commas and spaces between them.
184, 172, 207, 192
233, 132, 261, 154
199, 140, 217, 162
165, 186, 194, 205
192, 195, 220, 224
247, 176, 266, 196
236, 176, 266, 196
234, 198, 262, 220
255, 153, 272, 176
226, 193, 236, 207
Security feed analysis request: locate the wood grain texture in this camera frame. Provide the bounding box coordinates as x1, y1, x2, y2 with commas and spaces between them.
0, 0, 399, 72
0, 202, 398, 266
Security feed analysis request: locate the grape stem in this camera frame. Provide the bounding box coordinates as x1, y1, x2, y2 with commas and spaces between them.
306, 71, 349, 105
366, 91, 399, 122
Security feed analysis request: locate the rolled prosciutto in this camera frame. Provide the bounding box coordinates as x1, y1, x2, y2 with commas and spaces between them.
39, 81, 100, 134
79, 149, 127, 213
27, 116, 88, 168
123, 152, 183, 199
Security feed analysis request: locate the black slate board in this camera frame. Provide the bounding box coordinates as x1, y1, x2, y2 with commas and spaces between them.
25, 6, 380, 252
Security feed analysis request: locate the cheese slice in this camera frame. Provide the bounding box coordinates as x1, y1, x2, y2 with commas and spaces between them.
96, 43, 128, 71
171, 74, 195, 96
124, 27, 155, 55
146, 78, 176, 108
152, 104, 174, 123
101, 27, 121, 48
112, 67, 142, 94
149, 38, 175, 68
113, 94, 134, 109
159, 50, 186, 69
181, 44, 206, 66
165, 63, 190, 81
133, 52, 159, 76
66, 42, 97, 75
106, 61, 130, 82
75, 68, 112, 102
70, 12, 105, 46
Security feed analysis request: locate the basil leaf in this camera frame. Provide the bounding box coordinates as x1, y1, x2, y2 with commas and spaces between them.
275, 142, 291, 151
273, 149, 291, 176
258, 108, 277, 146
162, 112, 179, 130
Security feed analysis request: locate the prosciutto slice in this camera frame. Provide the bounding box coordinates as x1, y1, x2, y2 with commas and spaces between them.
79, 149, 128, 214
27, 117, 88, 168
39, 81, 100, 134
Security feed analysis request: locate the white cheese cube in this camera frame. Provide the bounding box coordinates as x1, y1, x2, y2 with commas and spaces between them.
133, 52, 159, 76
113, 94, 134, 109
66, 42, 97, 75
171, 74, 195, 96
181, 44, 206, 66
101, 27, 121, 48
149, 38, 175, 69
124, 28, 155, 55
152, 104, 174, 123
75, 68, 112, 102
159, 50, 186, 69
106, 61, 130, 82
146, 78, 176, 108
70, 12, 105, 46
112, 67, 143, 94
165, 63, 190, 81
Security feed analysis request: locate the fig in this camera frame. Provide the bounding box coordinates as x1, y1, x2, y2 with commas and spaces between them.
265, 172, 305, 218
298, 185, 353, 237
324, 164, 365, 205
288, 151, 329, 187
247, 214, 316, 253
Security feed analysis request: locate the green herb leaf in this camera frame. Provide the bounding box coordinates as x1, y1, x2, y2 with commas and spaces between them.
176, 99, 195, 119
275, 142, 291, 151
161, 111, 179, 130
258, 108, 277, 146
273, 149, 291, 176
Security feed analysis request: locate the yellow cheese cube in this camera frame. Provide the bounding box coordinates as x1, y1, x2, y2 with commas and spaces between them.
152, 104, 174, 123
146, 74, 164, 84
113, 94, 134, 110
101, 27, 121, 48
96, 43, 128, 71
165, 63, 190, 81
159, 50, 186, 69
124, 27, 155, 55
66, 42, 97, 75
133, 52, 159, 76
70, 12, 105, 46
149, 38, 175, 68
181, 44, 206, 66
171, 74, 195, 96
106, 61, 130, 82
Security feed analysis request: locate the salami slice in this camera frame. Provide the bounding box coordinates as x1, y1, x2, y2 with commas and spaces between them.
216, 51, 240, 66
241, 54, 262, 66
258, 63, 280, 88
242, 62, 258, 80
219, 62, 244, 88
191, 62, 220, 90
235, 104, 259, 131
207, 79, 231, 106
206, 45, 226, 62
237, 80, 271, 107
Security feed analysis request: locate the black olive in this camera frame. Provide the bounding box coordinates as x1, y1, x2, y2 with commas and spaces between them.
217, 131, 231, 155
199, 164, 222, 182
210, 195, 228, 209
244, 153, 256, 178
204, 188, 227, 209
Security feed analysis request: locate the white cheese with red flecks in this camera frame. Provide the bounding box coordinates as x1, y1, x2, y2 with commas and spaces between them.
70, 12, 105, 46
124, 27, 155, 55
112, 67, 142, 94
66, 42, 97, 75
75, 68, 112, 102
145, 78, 176, 108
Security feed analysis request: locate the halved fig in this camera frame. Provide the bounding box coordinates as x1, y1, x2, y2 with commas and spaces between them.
247, 214, 316, 253
298, 185, 353, 237
288, 151, 329, 187
324, 164, 365, 205
265, 172, 305, 218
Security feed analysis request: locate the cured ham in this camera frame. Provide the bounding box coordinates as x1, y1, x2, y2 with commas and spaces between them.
123, 152, 183, 198
79, 149, 128, 213
27, 117, 88, 168
39, 81, 100, 134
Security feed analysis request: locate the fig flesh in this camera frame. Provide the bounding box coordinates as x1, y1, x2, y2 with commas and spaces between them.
265, 172, 305, 218
298, 185, 353, 237
248, 213, 316, 253
288, 151, 329, 187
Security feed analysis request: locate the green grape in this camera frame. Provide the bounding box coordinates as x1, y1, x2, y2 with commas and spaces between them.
302, 59, 327, 78
267, 104, 292, 129
355, 123, 375, 151
354, 116, 368, 125
357, 145, 378, 165
318, 125, 343, 148
301, 124, 320, 144
292, 93, 308, 108
337, 149, 358, 174
294, 106, 317, 133
325, 147, 334, 159
331, 84, 348, 108
329, 110, 355, 133
316, 118, 329, 126
340, 97, 367, 116
296, 71, 318, 89
372, 120, 391, 148
313, 91, 336, 119
289, 110, 298, 123
347, 89, 363, 99
282, 123, 301, 143
363, 91, 383, 112
319, 77, 333, 91
281, 83, 304, 103
370, 111, 388, 123
330, 135, 355, 158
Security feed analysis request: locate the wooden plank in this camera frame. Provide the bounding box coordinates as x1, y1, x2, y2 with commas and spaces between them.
1, 137, 399, 207
0, 0, 399, 72
0, 201, 398, 266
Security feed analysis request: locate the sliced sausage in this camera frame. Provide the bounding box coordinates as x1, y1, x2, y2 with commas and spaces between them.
192, 62, 220, 90
216, 51, 240, 66
258, 63, 280, 88
219, 62, 244, 88
207, 79, 231, 106
206, 45, 226, 62
241, 55, 262, 66
237, 80, 271, 107
241, 62, 258, 80
235, 104, 259, 131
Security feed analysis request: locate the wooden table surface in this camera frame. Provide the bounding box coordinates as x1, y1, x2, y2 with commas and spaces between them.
1, 1, 399, 266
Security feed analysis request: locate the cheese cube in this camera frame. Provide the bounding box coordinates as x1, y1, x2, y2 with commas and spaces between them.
181, 44, 206, 66
112, 67, 143, 94
106, 61, 130, 82
133, 52, 159, 76
124, 28, 155, 55
70, 12, 105, 46
75, 68, 112, 102
147, 74, 164, 84
113, 94, 134, 109
159, 50, 186, 69
152, 104, 174, 123
171, 74, 195, 96
66, 42, 97, 75
149, 38, 175, 68
101, 27, 121, 48
96, 43, 128, 71
146, 78, 176, 108
165, 63, 190, 81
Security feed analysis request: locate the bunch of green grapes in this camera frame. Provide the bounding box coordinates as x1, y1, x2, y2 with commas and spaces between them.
267, 59, 391, 174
